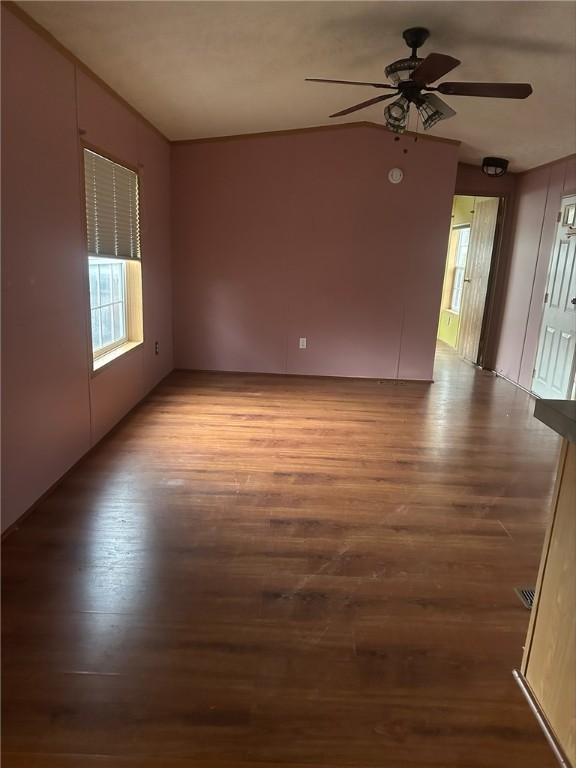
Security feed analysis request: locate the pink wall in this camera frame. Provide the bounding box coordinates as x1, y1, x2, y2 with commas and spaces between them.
455, 163, 518, 198
1, 7, 173, 532
138, 122, 174, 393
495, 156, 576, 389
172, 127, 459, 380
76, 71, 175, 442
1, 9, 92, 531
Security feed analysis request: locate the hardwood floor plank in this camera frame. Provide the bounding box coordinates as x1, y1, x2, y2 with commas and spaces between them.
2, 346, 561, 766
2, 756, 356, 768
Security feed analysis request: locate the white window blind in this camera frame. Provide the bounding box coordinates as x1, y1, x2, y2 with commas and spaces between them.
84, 149, 140, 260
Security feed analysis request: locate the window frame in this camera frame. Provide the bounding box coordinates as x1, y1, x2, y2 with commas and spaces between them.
449, 224, 470, 314
82, 144, 144, 372
89, 257, 128, 356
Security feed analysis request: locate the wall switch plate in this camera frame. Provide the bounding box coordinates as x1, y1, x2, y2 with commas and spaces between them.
299, 337, 307, 349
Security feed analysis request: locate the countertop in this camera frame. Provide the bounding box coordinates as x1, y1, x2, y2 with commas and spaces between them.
534, 399, 576, 444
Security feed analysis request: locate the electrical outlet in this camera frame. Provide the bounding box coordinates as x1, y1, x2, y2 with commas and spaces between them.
299, 337, 307, 349
155, 341, 159, 355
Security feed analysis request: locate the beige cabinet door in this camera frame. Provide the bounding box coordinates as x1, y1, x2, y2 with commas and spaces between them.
522, 439, 576, 765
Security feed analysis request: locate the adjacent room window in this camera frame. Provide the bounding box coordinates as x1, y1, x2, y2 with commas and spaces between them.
84, 149, 143, 369
450, 225, 470, 313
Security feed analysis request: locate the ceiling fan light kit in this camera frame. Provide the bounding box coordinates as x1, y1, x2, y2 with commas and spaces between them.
383, 96, 410, 132
307, 26, 533, 141
482, 157, 510, 177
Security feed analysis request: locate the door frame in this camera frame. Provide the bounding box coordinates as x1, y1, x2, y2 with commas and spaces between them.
530, 194, 576, 399
441, 194, 508, 368
475, 197, 507, 368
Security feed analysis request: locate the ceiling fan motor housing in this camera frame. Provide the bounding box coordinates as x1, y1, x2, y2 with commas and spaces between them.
402, 27, 430, 55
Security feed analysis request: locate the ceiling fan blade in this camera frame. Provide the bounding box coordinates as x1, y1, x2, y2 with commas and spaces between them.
410, 53, 461, 85
421, 93, 456, 120
330, 93, 396, 118
437, 82, 533, 98
306, 78, 395, 90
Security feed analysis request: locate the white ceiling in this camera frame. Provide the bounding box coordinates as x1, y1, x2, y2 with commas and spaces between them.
16, 1, 576, 172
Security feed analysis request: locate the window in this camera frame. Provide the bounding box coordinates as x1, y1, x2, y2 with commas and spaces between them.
89, 258, 126, 353
450, 225, 470, 313
84, 149, 143, 369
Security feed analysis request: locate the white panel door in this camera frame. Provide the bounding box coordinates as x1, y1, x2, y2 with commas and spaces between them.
532, 195, 576, 399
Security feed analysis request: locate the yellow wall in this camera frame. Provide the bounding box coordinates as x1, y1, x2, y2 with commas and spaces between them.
438, 309, 460, 347
437, 196, 492, 348
452, 196, 476, 227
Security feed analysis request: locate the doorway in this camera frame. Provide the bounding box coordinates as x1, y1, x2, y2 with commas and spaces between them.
437, 195, 501, 366
531, 195, 576, 399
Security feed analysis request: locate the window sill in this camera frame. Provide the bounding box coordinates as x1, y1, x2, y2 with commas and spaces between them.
92, 340, 143, 375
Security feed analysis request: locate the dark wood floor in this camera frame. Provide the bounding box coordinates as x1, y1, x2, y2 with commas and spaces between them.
2, 344, 562, 768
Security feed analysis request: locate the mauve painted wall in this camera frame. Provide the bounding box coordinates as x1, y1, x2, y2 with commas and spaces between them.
1, 9, 92, 531
1, 8, 173, 532
139, 122, 174, 394
495, 156, 576, 389
77, 74, 175, 443
172, 127, 458, 380
397, 138, 461, 380
455, 163, 518, 198
77, 70, 139, 170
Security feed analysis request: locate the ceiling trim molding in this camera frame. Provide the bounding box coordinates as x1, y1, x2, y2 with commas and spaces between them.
3, 1, 169, 143
4, 2, 462, 154
515, 152, 576, 178
171, 121, 461, 147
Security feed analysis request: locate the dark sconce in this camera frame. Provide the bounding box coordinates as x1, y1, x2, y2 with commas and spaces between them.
482, 157, 509, 177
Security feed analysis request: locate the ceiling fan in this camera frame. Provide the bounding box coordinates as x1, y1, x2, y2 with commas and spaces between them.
306, 27, 533, 133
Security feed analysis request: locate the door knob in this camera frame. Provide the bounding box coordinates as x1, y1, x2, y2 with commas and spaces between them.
464, 278, 471, 283
571, 297, 576, 305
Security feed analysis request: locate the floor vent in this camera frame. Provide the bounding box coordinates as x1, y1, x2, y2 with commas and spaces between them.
515, 587, 535, 609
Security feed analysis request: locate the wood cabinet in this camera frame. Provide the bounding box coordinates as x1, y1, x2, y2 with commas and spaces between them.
518, 413, 576, 767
